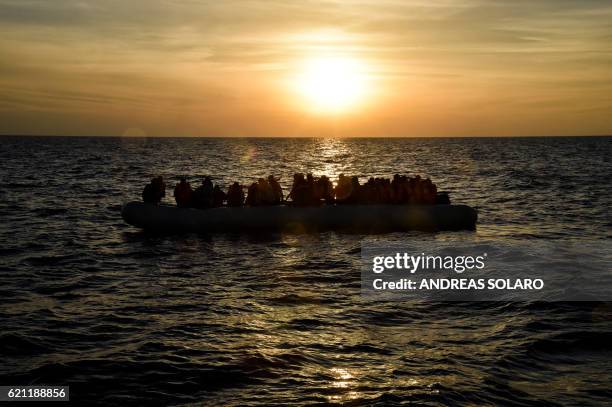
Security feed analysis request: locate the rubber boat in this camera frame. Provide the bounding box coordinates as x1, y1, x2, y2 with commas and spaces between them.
121, 201, 477, 233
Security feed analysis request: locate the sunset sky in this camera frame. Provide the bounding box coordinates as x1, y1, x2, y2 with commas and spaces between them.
1, 0, 611, 137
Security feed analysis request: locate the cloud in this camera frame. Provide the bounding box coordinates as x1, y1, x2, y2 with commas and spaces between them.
0, 0, 611, 136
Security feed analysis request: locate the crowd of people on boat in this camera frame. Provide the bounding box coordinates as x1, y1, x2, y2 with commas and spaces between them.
142, 173, 448, 208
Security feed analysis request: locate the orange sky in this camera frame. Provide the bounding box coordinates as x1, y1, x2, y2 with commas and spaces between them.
1, 0, 611, 137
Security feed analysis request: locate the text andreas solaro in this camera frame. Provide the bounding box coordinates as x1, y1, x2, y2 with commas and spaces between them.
366, 251, 544, 300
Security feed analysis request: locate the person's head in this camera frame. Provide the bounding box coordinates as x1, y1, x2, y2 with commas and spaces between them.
267, 175, 276, 182
180, 177, 187, 184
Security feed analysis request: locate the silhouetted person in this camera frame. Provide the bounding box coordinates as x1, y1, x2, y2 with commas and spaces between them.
288, 173, 305, 205
406, 176, 416, 204
362, 177, 376, 204
413, 175, 423, 204
381, 178, 392, 204
347, 176, 361, 204
193, 177, 214, 208
226, 182, 244, 207
334, 174, 353, 204
305, 173, 319, 205
257, 178, 276, 205
212, 185, 226, 207
245, 182, 260, 206
267, 175, 283, 204
391, 174, 402, 204
436, 191, 451, 205
306, 173, 315, 188
422, 178, 437, 204
174, 177, 193, 207
288, 173, 318, 206
142, 176, 165, 204
316, 175, 334, 204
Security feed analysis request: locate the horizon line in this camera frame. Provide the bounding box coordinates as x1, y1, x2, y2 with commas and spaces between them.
1, 134, 611, 139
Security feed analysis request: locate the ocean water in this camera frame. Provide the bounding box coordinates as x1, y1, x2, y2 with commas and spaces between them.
0, 136, 611, 405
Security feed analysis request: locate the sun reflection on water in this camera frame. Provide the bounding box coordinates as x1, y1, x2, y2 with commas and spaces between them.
326, 367, 361, 402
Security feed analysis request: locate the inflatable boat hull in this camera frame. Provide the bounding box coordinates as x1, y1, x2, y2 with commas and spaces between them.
121, 201, 477, 233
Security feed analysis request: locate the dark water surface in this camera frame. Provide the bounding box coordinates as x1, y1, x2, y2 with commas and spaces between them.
1, 136, 611, 406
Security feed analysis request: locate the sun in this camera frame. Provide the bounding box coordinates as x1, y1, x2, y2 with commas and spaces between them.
295, 56, 368, 113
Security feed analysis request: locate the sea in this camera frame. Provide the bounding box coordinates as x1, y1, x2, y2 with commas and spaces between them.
0, 136, 611, 406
